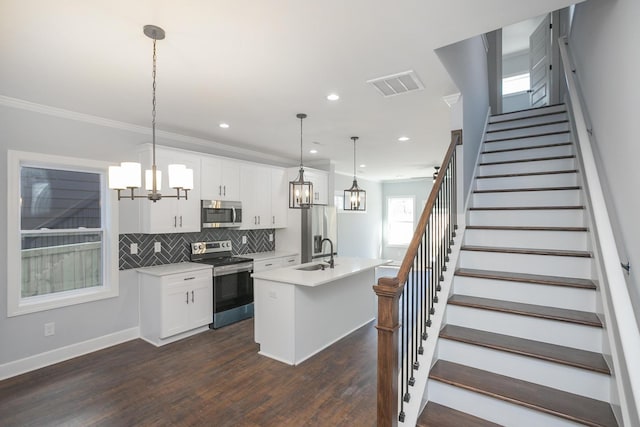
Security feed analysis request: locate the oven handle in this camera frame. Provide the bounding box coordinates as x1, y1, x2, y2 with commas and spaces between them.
232, 207, 237, 224
213, 263, 253, 277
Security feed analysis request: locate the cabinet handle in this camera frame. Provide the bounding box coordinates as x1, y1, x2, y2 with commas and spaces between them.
185, 291, 189, 304
223, 185, 226, 196
265, 263, 273, 267
254, 216, 257, 225
180, 215, 183, 227
174, 216, 177, 227
258, 216, 261, 225
219, 185, 222, 196
287, 259, 295, 263
191, 290, 194, 303
272, 215, 275, 224
184, 276, 195, 281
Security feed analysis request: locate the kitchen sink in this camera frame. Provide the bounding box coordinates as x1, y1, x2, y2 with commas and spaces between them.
295, 263, 328, 271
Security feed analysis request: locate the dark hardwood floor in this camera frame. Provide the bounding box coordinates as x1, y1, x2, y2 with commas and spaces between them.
0, 319, 377, 426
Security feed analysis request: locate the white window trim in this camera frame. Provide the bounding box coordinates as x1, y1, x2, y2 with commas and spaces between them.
7, 150, 119, 317
386, 195, 415, 247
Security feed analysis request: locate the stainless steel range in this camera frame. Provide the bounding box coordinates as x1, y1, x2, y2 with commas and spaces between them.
190, 240, 253, 329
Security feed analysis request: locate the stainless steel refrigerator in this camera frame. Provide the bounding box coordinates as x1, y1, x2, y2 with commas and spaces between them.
301, 205, 338, 263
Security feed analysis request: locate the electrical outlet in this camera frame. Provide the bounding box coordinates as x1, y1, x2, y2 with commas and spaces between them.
44, 322, 55, 336
154, 242, 161, 253
269, 233, 273, 242
130, 243, 138, 255
242, 236, 247, 244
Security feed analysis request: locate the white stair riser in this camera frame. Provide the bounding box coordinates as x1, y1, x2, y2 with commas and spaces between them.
486, 122, 570, 141
484, 132, 572, 151
489, 105, 567, 123
475, 173, 578, 190
428, 380, 584, 427
453, 276, 596, 312
481, 144, 573, 163
464, 229, 588, 251
472, 189, 581, 208
437, 340, 610, 401
445, 305, 603, 352
459, 251, 592, 279
487, 112, 568, 131
468, 209, 585, 227
478, 158, 575, 176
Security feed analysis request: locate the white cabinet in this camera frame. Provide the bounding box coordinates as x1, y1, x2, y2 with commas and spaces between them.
139, 267, 212, 346
253, 254, 300, 272
240, 165, 288, 229
201, 157, 240, 201
119, 146, 201, 234
288, 168, 329, 205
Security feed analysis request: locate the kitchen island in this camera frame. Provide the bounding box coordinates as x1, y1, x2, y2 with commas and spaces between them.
252, 257, 389, 365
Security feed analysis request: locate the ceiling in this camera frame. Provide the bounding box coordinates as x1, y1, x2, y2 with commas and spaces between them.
0, 1, 577, 181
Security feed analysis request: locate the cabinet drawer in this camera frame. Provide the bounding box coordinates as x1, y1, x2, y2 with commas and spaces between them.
253, 258, 283, 272
282, 256, 299, 267
163, 269, 211, 288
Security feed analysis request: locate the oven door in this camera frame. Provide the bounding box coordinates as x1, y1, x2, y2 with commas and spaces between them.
211, 263, 254, 328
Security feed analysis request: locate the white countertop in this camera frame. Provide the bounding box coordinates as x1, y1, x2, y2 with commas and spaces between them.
243, 251, 299, 261
252, 257, 391, 287
136, 262, 212, 277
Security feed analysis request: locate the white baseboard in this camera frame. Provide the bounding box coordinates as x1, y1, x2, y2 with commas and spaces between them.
0, 327, 140, 381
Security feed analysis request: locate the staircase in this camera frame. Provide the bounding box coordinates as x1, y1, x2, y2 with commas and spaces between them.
417, 105, 619, 427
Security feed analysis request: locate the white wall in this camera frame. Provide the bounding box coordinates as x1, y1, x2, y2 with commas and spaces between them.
436, 36, 490, 203
381, 179, 432, 261
569, 0, 640, 315
0, 105, 141, 367
334, 174, 383, 259
503, 50, 529, 77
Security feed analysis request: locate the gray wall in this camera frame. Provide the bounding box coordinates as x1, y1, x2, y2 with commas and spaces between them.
334, 174, 383, 259
569, 0, 640, 313
503, 51, 530, 77
0, 105, 141, 365
381, 179, 432, 261
436, 36, 490, 203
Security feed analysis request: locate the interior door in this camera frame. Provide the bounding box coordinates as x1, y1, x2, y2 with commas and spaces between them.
529, 15, 551, 107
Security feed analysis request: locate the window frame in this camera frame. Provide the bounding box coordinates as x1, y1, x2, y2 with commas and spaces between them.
7, 150, 119, 317
386, 195, 415, 247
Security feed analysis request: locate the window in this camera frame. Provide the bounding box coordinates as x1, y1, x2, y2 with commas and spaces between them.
502, 73, 530, 95
387, 196, 414, 246
7, 151, 119, 316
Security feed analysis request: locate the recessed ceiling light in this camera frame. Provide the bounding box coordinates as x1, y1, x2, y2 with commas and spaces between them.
359, 164, 366, 168
327, 93, 340, 101
219, 123, 230, 129
309, 149, 318, 154
397, 136, 410, 142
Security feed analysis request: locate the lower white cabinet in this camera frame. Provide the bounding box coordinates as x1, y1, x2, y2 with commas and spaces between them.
253, 255, 300, 272
139, 267, 212, 346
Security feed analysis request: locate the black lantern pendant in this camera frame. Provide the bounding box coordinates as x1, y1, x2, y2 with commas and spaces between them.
343, 136, 366, 211
289, 113, 314, 209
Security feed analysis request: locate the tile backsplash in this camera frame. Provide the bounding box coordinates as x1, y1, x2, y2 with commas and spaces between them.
119, 228, 275, 270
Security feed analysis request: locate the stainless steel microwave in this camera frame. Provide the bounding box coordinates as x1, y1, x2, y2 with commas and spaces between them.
201, 200, 242, 228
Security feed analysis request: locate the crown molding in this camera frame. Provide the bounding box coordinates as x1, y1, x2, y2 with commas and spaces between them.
0, 95, 293, 166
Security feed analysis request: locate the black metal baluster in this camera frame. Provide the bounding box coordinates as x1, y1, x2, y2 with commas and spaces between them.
403, 272, 410, 404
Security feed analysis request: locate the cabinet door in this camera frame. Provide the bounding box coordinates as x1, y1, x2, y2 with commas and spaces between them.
305, 169, 329, 205
270, 168, 288, 228
161, 284, 190, 338
188, 278, 213, 328
201, 157, 223, 200
240, 165, 271, 229
221, 160, 240, 201
175, 152, 201, 232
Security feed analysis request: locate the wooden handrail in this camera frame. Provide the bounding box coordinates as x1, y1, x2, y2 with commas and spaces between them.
394, 129, 461, 286
374, 129, 461, 427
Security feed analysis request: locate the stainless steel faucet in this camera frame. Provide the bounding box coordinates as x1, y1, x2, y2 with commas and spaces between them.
320, 238, 335, 268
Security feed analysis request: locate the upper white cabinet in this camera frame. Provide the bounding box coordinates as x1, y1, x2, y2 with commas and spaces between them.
201, 157, 240, 201
119, 146, 201, 234
240, 164, 288, 229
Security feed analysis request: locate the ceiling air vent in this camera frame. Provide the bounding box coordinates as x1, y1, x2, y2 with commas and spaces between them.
367, 70, 424, 97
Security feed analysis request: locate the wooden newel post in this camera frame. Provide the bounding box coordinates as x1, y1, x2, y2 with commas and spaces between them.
374, 276, 404, 427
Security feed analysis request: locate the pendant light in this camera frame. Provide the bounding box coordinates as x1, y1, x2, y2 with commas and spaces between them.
343, 136, 366, 211
433, 166, 440, 182
289, 113, 314, 209
108, 25, 193, 202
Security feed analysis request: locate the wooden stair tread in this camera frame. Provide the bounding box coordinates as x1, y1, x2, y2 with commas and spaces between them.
482, 141, 572, 154
469, 205, 584, 211
480, 155, 575, 166
461, 245, 592, 258
440, 325, 610, 374
466, 225, 588, 232
429, 361, 617, 427
476, 169, 578, 179
447, 295, 602, 327
417, 402, 502, 427
485, 130, 570, 143
474, 186, 580, 194
489, 103, 565, 119
455, 268, 596, 289
486, 120, 569, 134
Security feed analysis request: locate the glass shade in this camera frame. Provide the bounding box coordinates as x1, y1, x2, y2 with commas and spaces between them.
120, 162, 141, 188
168, 164, 186, 189
145, 169, 162, 191
183, 168, 194, 190
108, 166, 126, 190
289, 168, 313, 209
343, 180, 366, 211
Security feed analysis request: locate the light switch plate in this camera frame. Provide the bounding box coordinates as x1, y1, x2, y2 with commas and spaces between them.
154, 242, 161, 253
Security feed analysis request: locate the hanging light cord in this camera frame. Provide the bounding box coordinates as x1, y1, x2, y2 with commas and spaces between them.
151, 38, 157, 181
299, 116, 304, 168
353, 138, 357, 180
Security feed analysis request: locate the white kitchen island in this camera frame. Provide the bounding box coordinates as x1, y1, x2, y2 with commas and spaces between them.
252, 257, 389, 365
